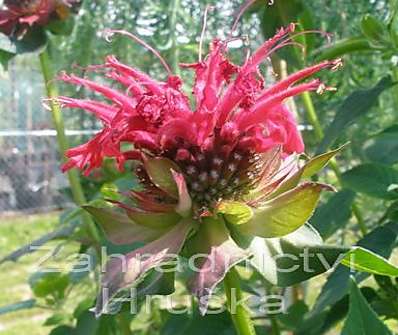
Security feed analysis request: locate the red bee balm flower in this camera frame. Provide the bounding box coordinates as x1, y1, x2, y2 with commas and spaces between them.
58, 24, 342, 316
0, 0, 78, 37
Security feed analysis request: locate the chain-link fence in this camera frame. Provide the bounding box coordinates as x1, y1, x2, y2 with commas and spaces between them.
0, 59, 100, 216
0, 130, 97, 215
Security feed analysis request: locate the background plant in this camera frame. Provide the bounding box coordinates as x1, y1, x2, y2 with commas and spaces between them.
0, 0, 397, 334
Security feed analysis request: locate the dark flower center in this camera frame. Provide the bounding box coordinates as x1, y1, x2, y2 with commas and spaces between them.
136, 129, 269, 213
176, 148, 263, 211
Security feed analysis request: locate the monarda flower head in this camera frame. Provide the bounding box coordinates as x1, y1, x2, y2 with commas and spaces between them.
0, 0, 79, 38
56, 20, 343, 316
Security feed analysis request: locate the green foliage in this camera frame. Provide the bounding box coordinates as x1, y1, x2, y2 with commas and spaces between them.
342, 164, 398, 200
341, 247, 398, 276
341, 279, 392, 335
1, 0, 398, 334
364, 125, 398, 165
312, 222, 398, 315
29, 271, 70, 299
161, 310, 236, 335
310, 189, 355, 239
317, 76, 395, 153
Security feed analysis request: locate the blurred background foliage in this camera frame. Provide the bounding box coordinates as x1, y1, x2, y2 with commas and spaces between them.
0, 0, 398, 334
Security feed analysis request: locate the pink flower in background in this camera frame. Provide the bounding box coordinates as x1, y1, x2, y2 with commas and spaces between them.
0, 0, 78, 37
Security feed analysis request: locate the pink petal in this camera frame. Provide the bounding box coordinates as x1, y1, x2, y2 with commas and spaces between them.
95, 220, 193, 317
188, 217, 251, 315
172, 171, 192, 217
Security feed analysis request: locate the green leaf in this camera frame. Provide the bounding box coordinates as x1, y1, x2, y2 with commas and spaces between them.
143, 157, 181, 198
126, 210, 181, 230
0, 299, 36, 316
317, 76, 395, 154
238, 183, 333, 238
217, 201, 253, 225
0, 49, 15, 70
16, 29, 48, 53
74, 311, 99, 335
301, 144, 347, 179
44, 314, 70, 326
360, 14, 390, 48
278, 301, 309, 329
386, 201, 398, 221
314, 37, 372, 62
161, 310, 236, 335
249, 224, 349, 286
341, 247, 398, 277
47, 17, 76, 36
364, 125, 398, 165
341, 279, 392, 335
311, 223, 398, 315
69, 248, 97, 284
275, 239, 348, 287
342, 164, 398, 200
310, 189, 355, 239
271, 145, 346, 197
136, 268, 176, 298
84, 206, 167, 244
29, 272, 69, 299
49, 326, 75, 335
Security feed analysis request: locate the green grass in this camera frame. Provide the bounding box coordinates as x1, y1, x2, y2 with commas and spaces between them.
0, 212, 59, 335
0, 213, 397, 335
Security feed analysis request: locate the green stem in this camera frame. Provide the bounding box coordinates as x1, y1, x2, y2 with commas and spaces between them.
39, 49, 100, 243
301, 91, 368, 235
224, 268, 257, 335
169, 0, 180, 75
301, 91, 324, 139
269, 316, 281, 335
117, 314, 132, 335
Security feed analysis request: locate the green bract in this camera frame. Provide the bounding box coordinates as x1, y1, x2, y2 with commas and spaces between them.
84, 147, 391, 317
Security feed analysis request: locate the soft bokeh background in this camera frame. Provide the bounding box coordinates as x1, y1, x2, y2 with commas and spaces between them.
0, 0, 397, 334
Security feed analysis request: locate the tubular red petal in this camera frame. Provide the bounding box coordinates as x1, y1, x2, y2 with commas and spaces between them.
106, 55, 164, 95
56, 97, 118, 124
237, 79, 322, 130
245, 24, 295, 72
59, 72, 135, 112
260, 59, 342, 99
